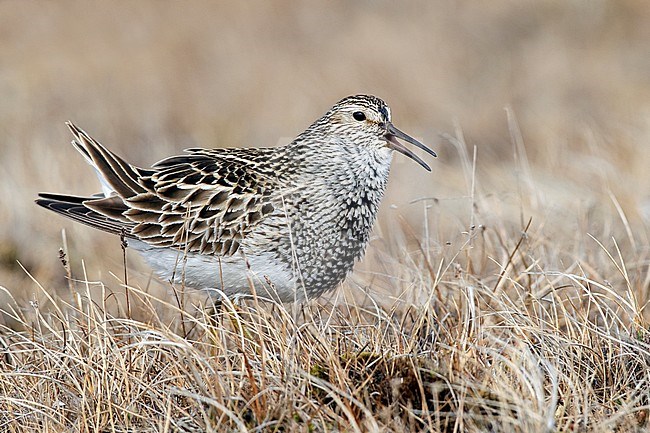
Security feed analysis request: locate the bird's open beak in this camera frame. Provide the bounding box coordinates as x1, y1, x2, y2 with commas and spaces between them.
384, 122, 437, 171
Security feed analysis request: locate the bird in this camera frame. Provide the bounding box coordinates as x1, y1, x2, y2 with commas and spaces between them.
36, 95, 436, 302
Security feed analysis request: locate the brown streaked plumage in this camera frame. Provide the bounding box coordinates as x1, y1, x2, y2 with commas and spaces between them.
36, 95, 436, 302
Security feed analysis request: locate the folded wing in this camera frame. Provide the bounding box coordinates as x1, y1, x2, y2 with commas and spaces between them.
36, 123, 280, 256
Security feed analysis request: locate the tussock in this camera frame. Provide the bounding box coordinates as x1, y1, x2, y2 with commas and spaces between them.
2, 203, 650, 432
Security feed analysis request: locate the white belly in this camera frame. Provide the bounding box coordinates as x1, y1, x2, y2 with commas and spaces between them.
129, 240, 301, 302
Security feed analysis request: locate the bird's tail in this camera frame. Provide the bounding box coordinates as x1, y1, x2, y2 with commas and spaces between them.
66, 122, 147, 199
35, 192, 133, 236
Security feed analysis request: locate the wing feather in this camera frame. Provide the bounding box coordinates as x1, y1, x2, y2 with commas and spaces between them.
126, 151, 279, 255
38, 124, 284, 256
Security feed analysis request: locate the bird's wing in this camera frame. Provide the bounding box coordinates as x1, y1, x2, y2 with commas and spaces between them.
41, 123, 283, 256
124, 148, 281, 255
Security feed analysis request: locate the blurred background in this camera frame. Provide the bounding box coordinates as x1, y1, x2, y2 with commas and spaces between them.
1, 0, 649, 309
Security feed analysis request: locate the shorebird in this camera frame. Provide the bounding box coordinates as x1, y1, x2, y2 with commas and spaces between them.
36, 95, 436, 302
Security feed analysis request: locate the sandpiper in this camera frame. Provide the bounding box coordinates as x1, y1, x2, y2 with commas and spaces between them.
36, 95, 436, 302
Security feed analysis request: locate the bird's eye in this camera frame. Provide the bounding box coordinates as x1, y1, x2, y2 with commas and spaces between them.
352, 111, 366, 121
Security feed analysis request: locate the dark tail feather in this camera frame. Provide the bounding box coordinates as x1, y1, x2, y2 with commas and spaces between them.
66, 122, 147, 198
36, 193, 134, 236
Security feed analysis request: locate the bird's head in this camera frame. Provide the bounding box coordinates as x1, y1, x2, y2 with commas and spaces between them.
320, 94, 436, 171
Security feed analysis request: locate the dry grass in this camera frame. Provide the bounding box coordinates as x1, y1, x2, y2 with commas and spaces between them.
2, 1, 650, 432
2, 208, 650, 432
